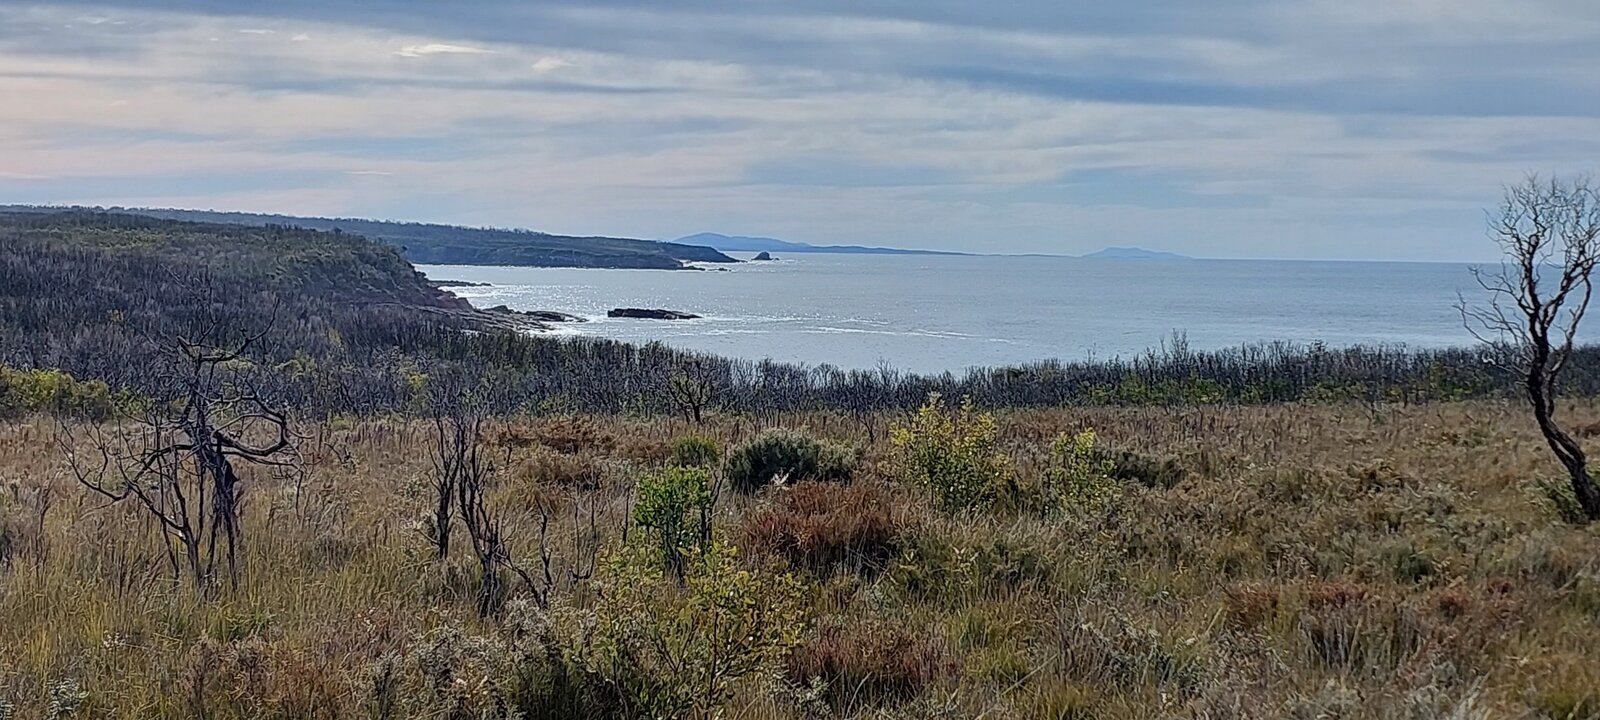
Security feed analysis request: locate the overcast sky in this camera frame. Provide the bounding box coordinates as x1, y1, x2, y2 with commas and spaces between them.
3, 1, 1598, 260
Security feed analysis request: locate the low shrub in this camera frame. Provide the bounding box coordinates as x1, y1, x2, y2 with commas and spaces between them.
786, 617, 958, 710
667, 434, 721, 469
517, 449, 605, 490
179, 638, 348, 719
633, 465, 715, 578
530, 415, 614, 455
890, 530, 1052, 605
725, 429, 856, 494
1537, 477, 1593, 526
890, 394, 1011, 512
0, 366, 115, 421
1052, 610, 1205, 699
1043, 430, 1117, 513
1101, 448, 1187, 490
741, 481, 902, 574
582, 542, 808, 718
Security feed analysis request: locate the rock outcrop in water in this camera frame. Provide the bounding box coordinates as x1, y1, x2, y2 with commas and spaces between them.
522, 310, 587, 323
608, 308, 701, 320
752, 251, 775, 261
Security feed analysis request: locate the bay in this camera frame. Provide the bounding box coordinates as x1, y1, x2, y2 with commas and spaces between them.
418, 254, 1488, 374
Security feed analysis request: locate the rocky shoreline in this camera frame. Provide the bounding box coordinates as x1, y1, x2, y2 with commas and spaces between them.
428, 282, 703, 331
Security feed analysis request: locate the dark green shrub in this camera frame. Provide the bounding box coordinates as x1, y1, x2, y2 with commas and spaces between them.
668, 434, 721, 469
724, 429, 855, 495
1101, 449, 1187, 489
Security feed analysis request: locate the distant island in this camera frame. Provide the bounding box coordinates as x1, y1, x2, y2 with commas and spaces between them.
1081, 246, 1193, 260
0, 205, 737, 270
675, 232, 971, 256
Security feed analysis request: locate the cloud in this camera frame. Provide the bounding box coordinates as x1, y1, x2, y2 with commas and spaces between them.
530, 56, 571, 73
1, 0, 1598, 260
394, 42, 494, 58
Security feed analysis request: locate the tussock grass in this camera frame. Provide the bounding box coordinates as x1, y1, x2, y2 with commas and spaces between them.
0, 400, 1597, 718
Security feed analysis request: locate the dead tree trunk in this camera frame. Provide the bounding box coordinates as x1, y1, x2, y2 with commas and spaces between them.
61, 316, 296, 592
1462, 174, 1600, 520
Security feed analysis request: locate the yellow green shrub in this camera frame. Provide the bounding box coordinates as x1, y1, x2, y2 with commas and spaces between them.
0, 366, 115, 421
891, 394, 1012, 512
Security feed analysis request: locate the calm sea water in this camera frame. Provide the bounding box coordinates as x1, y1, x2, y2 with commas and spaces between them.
418, 254, 1488, 374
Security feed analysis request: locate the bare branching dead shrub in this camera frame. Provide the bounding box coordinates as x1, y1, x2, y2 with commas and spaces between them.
1461, 174, 1600, 520
61, 321, 299, 592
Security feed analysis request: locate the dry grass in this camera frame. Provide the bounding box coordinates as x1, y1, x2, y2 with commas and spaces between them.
0, 400, 1597, 718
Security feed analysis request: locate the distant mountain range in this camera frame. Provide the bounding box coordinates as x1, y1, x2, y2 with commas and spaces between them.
0, 205, 737, 270
679, 233, 1192, 260
1081, 246, 1193, 260
674, 232, 971, 256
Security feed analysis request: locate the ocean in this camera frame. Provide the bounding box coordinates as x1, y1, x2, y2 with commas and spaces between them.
418, 254, 1491, 374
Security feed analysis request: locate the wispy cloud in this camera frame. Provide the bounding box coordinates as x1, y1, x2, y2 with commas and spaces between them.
530, 56, 571, 73
394, 43, 494, 59
1, 0, 1597, 260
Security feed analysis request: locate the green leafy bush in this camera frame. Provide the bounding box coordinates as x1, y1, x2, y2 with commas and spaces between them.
1043, 430, 1118, 513
890, 395, 1011, 512
0, 366, 115, 421
667, 434, 721, 469
580, 542, 807, 718
724, 429, 856, 495
633, 466, 715, 578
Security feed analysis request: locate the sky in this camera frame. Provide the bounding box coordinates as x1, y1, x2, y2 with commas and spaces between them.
2, 1, 1599, 261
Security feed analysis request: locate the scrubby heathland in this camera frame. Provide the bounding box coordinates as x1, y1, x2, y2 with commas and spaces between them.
0, 210, 1596, 718
2, 402, 1598, 718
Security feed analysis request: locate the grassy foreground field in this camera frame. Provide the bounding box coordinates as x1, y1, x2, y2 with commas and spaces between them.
1, 399, 1597, 719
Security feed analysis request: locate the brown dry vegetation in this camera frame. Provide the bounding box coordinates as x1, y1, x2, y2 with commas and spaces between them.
0, 399, 1598, 718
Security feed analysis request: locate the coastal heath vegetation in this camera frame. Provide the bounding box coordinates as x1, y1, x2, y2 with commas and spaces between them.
2, 398, 1598, 717
1, 197, 1599, 717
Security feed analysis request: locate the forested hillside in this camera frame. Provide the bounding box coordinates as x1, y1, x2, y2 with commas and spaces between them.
0, 205, 737, 269
2, 210, 1595, 420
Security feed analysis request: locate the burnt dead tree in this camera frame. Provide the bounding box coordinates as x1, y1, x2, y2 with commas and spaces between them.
425, 378, 595, 615
665, 356, 722, 425
1461, 174, 1600, 520
62, 324, 297, 591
